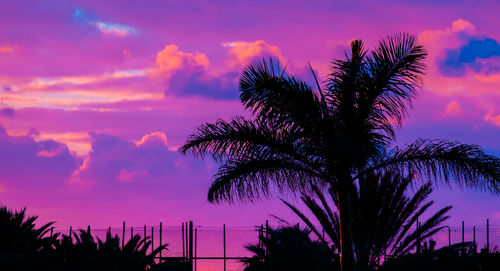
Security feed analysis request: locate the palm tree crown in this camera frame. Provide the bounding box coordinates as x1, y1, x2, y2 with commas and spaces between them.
181, 33, 500, 271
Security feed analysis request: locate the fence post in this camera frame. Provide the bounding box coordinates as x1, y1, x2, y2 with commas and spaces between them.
182, 222, 185, 258
486, 219, 490, 253
461, 221, 464, 246
159, 222, 163, 259
69, 226, 72, 239
189, 221, 193, 262
223, 224, 226, 271
195, 227, 198, 271
151, 226, 154, 254
473, 226, 476, 243
473, 226, 476, 254
265, 220, 269, 256
144, 225, 147, 242
131, 226, 134, 239
122, 221, 126, 249
448, 226, 451, 247
416, 220, 420, 255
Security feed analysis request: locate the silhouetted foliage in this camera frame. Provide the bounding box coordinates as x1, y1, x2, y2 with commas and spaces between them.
242, 225, 339, 271
0, 206, 58, 270
181, 33, 500, 271
52, 230, 166, 271
283, 172, 451, 270
382, 242, 500, 271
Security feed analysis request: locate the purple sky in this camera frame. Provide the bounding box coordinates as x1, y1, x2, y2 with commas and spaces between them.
0, 0, 498, 230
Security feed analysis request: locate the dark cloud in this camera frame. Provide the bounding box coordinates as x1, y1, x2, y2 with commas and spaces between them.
0, 107, 15, 118
167, 70, 239, 100
438, 37, 500, 77
0, 126, 81, 189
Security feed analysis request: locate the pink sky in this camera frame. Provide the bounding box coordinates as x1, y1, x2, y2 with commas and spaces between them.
0, 0, 499, 231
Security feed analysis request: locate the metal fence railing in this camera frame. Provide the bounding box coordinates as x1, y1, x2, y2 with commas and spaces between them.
47, 219, 499, 271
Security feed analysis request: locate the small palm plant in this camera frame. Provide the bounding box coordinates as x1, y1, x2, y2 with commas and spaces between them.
54, 230, 166, 271
0, 206, 58, 267
283, 172, 451, 270
242, 225, 339, 271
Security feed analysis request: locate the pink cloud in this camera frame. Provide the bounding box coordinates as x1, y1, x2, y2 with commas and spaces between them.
484, 112, 500, 128
445, 100, 464, 117
0, 126, 81, 189
224, 40, 283, 67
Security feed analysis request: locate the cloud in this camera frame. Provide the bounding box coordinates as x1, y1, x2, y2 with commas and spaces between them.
438, 37, 500, 77
224, 40, 284, 67
445, 100, 463, 117
73, 8, 136, 36
0, 107, 15, 118
152, 44, 239, 100
484, 112, 500, 128
0, 126, 81, 189
0, 45, 15, 53
92, 21, 136, 36
73, 131, 209, 187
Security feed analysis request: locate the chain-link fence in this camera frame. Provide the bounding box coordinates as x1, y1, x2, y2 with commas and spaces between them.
48, 220, 500, 271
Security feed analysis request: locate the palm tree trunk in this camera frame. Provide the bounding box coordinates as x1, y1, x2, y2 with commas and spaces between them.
337, 188, 355, 271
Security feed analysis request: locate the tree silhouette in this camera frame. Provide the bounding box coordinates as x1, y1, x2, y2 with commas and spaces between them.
53, 230, 166, 271
242, 225, 339, 271
283, 172, 451, 270
181, 33, 500, 271
0, 206, 58, 269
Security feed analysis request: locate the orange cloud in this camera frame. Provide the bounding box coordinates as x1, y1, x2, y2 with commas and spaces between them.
224, 40, 283, 67
0, 45, 15, 53
153, 44, 209, 77
445, 100, 463, 117
135, 131, 168, 147
484, 112, 500, 128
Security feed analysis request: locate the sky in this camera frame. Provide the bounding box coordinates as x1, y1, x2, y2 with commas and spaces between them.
0, 0, 499, 231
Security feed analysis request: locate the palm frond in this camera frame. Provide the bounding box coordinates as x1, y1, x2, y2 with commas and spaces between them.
363, 139, 500, 192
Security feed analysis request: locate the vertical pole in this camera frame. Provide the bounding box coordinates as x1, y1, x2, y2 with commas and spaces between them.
144, 225, 147, 242
189, 221, 193, 262
87, 225, 91, 235
151, 226, 154, 254
265, 220, 269, 256
259, 224, 263, 250
195, 228, 198, 271
461, 221, 464, 246
69, 226, 72, 239
473, 226, 476, 254
448, 227, 451, 247
108, 226, 111, 235
159, 222, 163, 259
182, 222, 185, 258
223, 224, 226, 271
473, 226, 476, 244
131, 226, 134, 239
122, 221, 126, 249
486, 219, 490, 253
416, 220, 420, 255
50, 227, 54, 238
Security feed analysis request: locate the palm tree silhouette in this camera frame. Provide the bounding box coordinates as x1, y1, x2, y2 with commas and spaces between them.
0, 206, 58, 269
181, 33, 500, 271
283, 172, 452, 270
242, 225, 339, 271
54, 230, 166, 271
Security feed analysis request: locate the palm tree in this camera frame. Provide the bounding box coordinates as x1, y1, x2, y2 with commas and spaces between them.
242, 225, 339, 271
54, 230, 166, 271
181, 33, 500, 271
0, 206, 58, 269
283, 172, 452, 270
